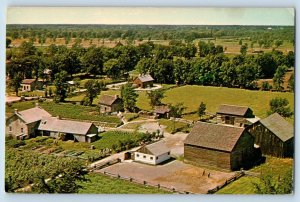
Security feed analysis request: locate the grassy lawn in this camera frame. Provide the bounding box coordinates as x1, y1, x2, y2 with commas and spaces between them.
92, 131, 142, 150
158, 119, 191, 134
78, 173, 170, 194
123, 113, 139, 122
162, 85, 294, 119
216, 156, 293, 194
216, 176, 258, 194
6, 101, 121, 126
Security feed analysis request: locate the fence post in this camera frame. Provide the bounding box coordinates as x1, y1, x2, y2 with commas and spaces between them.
143, 181, 147, 185
157, 184, 160, 188
118, 174, 120, 179
130, 177, 133, 182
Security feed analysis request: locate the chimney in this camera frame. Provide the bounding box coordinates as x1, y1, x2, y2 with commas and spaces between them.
14, 109, 18, 114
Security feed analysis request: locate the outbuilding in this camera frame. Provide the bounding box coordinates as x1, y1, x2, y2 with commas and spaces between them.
134, 141, 171, 165
184, 122, 260, 171
38, 116, 98, 143
154, 105, 171, 119
248, 113, 294, 158
99, 95, 123, 114
21, 79, 43, 92
216, 104, 255, 127
133, 74, 154, 88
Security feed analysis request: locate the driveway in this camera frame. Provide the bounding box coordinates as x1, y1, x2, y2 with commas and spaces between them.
96, 160, 235, 194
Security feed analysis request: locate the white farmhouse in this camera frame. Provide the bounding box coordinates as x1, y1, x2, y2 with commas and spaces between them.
134, 141, 171, 165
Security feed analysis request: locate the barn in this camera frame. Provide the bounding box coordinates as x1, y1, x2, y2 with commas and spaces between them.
184, 122, 260, 171
38, 116, 98, 143
133, 74, 154, 88
248, 113, 294, 158
216, 104, 255, 127
134, 141, 171, 165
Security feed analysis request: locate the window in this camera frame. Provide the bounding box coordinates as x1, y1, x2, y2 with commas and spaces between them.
21, 128, 24, 133
150, 157, 153, 160
143, 155, 146, 159
156, 157, 158, 160
136, 154, 139, 157
9, 125, 12, 132
168, 152, 170, 155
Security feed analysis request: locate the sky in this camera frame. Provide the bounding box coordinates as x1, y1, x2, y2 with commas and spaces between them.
7, 7, 295, 25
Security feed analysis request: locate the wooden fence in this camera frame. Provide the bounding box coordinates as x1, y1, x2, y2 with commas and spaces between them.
206, 171, 245, 194
97, 170, 194, 194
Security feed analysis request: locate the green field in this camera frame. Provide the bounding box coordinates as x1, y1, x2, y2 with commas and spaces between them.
6, 101, 121, 126
161, 85, 294, 120
216, 157, 293, 194
158, 119, 191, 133
78, 173, 170, 194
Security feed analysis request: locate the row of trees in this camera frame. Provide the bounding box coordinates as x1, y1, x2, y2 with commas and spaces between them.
7, 24, 294, 44
7, 39, 294, 98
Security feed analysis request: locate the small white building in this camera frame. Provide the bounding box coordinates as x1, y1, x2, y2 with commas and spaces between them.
134, 141, 171, 165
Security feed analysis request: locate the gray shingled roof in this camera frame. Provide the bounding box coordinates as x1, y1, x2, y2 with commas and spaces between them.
14, 106, 52, 124
38, 117, 94, 135
154, 105, 170, 114
137, 74, 154, 83
22, 79, 36, 84
99, 95, 120, 106
260, 113, 294, 142
185, 122, 245, 152
217, 104, 250, 116
142, 141, 170, 156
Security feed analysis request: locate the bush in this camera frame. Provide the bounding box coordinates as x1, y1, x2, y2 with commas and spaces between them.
6, 138, 26, 148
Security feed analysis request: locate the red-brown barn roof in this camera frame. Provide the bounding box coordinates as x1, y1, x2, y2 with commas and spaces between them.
184, 122, 245, 152
154, 105, 170, 114
21, 79, 36, 84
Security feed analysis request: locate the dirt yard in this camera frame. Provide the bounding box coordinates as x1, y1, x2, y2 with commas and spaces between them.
97, 160, 235, 194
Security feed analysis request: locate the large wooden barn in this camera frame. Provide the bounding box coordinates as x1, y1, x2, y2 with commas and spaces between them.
216, 104, 255, 127
133, 74, 154, 88
248, 113, 294, 158
184, 122, 260, 171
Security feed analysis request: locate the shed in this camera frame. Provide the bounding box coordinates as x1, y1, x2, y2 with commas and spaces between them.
21, 79, 43, 92
38, 117, 98, 142
154, 105, 171, 119
248, 113, 294, 157
133, 74, 154, 88
99, 95, 123, 114
184, 122, 260, 171
216, 104, 255, 127
134, 141, 171, 165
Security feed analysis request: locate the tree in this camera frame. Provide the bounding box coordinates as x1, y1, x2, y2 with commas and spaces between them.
147, 89, 164, 108
274, 40, 283, 48
53, 71, 68, 103
239, 39, 243, 45
6, 38, 12, 48
273, 65, 288, 90
82, 47, 104, 76
83, 80, 102, 106
288, 72, 294, 92
103, 59, 122, 79
120, 83, 138, 112
253, 168, 293, 194
240, 44, 248, 55
9, 72, 23, 96
256, 53, 278, 78
268, 97, 293, 118
198, 102, 206, 120
169, 102, 186, 118
261, 81, 272, 91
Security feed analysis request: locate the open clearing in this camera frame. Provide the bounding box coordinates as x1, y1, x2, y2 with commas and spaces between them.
97, 160, 235, 194
162, 85, 294, 119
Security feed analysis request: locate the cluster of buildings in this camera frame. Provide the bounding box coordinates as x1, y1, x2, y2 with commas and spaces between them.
184, 104, 294, 171
6, 103, 99, 143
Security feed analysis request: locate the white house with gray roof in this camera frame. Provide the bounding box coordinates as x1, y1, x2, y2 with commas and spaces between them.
134, 141, 171, 165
